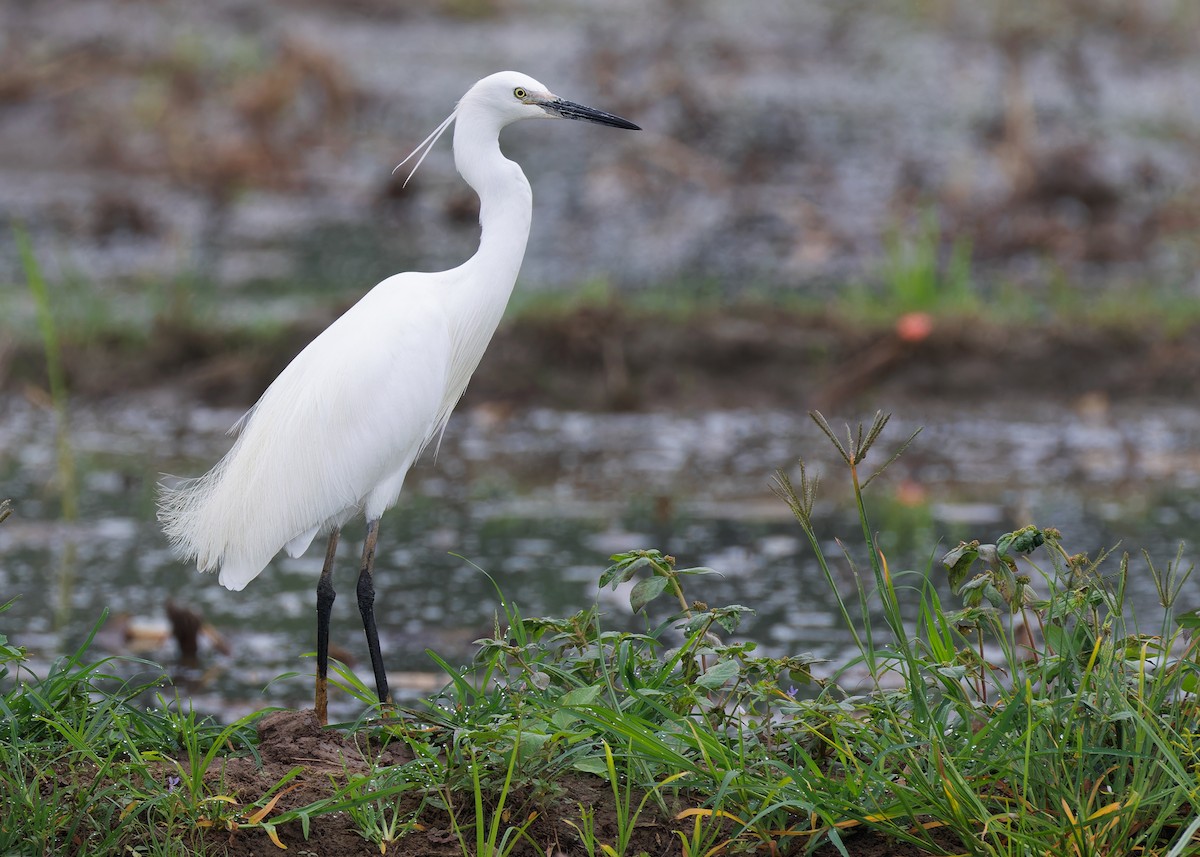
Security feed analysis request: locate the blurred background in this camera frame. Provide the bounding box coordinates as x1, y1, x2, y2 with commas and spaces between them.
3, 0, 1200, 717
4, 1, 1200, 308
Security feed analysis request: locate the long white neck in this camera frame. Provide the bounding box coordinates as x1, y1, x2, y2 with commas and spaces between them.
431, 108, 534, 425
452, 110, 533, 295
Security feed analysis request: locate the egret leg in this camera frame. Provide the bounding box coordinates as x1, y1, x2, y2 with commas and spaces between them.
357, 518, 391, 708
314, 527, 340, 725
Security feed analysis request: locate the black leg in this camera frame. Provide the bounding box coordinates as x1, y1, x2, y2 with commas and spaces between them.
315, 527, 340, 725
357, 518, 390, 708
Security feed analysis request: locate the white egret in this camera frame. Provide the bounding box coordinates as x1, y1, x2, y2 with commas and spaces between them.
158, 71, 639, 723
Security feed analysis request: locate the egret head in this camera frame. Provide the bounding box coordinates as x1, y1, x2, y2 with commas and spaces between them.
461, 71, 641, 131
394, 71, 638, 186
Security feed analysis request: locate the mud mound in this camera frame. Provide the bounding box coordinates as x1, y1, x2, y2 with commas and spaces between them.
203, 709, 962, 856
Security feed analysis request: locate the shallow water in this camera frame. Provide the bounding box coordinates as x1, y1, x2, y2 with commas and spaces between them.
3, 394, 1200, 719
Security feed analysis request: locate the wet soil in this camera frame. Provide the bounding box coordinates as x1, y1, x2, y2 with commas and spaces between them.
6, 302, 1200, 413
205, 710, 698, 857
195, 710, 965, 857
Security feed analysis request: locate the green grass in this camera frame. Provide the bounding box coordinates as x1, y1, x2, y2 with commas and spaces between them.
0, 602, 265, 854
17, 228, 76, 523
10, 211, 1200, 358
839, 210, 977, 322
5, 414, 1200, 855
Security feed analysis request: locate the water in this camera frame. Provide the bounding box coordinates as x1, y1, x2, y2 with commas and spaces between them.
4, 393, 1200, 719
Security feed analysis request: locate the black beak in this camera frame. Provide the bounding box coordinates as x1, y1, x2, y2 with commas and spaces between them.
544, 98, 640, 130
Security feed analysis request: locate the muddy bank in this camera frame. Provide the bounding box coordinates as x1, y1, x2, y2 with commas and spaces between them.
205, 709, 696, 857
5, 304, 1200, 412
195, 709, 960, 857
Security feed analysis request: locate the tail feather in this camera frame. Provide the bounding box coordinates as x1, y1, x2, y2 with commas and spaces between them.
157, 440, 283, 589
156, 394, 365, 589
157, 472, 225, 573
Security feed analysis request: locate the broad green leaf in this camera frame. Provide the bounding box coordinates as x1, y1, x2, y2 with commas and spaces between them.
695, 659, 739, 690
518, 732, 552, 756
629, 576, 669, 613
552, 685, 604, 729
600, 557, 641, 588
713, 605, 754, 634
1177, 609, 1200, 630
560, 685, 603, 707
998, 526, 1045, 556
572, 755, 610, 776
983, 582, 1006, 611
936, 665, 968, 680
787, 666, 813, 686
676, 566, 721, 577
942, 541, 980, 593
1042, 622, 1066, 652
958, 575, 990, 608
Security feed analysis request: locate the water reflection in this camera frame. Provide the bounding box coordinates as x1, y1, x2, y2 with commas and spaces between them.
3, 394, 1200, 719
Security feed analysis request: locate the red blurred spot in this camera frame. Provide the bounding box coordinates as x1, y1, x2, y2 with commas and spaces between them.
895, 479, 928, 507
895, 311, 934, 343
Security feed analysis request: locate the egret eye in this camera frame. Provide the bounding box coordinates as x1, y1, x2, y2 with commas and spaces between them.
513, 87, 527, 100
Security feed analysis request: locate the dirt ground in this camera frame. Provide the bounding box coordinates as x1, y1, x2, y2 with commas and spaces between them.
209, 710, 716, 856
200, 709, 964, 857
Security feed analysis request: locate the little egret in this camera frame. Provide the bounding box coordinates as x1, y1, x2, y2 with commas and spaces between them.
158, 71, 639, 723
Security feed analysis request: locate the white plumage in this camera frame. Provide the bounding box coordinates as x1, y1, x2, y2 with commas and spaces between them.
160, 273, 456, 589
156, 71, 639, 720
